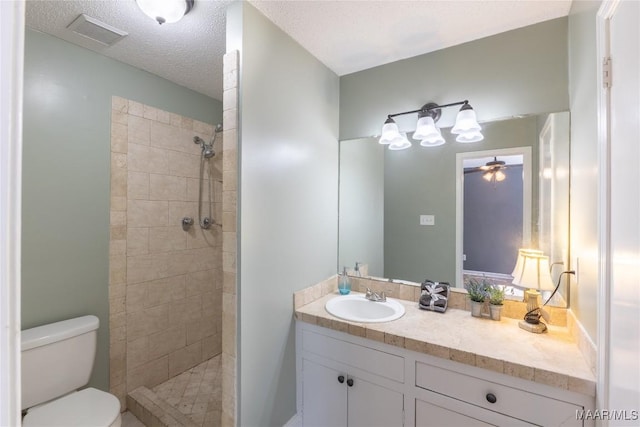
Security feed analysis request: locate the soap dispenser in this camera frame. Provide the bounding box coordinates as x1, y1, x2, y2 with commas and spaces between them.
339, 267, 351, 295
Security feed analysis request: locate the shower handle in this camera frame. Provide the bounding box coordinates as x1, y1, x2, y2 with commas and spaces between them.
182, 217, 194, 230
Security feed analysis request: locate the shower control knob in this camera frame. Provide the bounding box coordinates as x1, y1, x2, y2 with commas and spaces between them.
346, 378, 354, 387
337, 375, 344, 384
182, 217, 194, 230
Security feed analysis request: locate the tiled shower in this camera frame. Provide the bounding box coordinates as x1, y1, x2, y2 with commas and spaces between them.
109, 96, 224, 424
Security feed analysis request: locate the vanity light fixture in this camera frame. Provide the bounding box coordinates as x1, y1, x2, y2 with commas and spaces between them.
379, 101, 483, 150
136, 0, 194, 25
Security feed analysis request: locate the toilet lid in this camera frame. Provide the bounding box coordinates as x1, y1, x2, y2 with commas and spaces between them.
23, 388, 120, 427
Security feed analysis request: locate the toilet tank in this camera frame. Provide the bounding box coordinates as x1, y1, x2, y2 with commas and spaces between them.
21, 315, 99, 410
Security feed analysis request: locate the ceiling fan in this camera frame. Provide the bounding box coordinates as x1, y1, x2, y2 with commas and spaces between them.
464, 157, 507, 182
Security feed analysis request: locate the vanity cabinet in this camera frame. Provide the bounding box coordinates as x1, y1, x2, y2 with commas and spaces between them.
301, 358, 404, 427
298, 328, 405, 426
296, 321, 594, 427
414, 361, 583, 426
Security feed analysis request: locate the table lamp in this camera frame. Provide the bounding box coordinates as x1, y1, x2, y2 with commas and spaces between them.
511, 249, 555, 333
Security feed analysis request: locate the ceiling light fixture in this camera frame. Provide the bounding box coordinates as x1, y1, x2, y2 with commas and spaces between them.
136, 0, 194, 25
379, 101, 483, 150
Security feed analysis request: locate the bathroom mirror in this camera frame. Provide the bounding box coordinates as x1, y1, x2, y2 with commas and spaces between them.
338, 111, 570, 305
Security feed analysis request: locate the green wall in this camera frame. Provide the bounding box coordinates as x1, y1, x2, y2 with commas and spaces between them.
22, 29, 222, 390
339, 17, 569, 140
228, 2, 340, 425
567, 1, 601, 343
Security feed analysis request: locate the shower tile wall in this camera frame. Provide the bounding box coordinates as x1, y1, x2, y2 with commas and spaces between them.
109, 97, 223, 408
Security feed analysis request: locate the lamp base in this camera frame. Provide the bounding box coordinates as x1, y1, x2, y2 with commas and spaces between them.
518, 320, 547, 334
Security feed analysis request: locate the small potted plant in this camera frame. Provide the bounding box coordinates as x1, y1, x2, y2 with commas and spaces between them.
488, 284, 505, 321
464, 278, 488, 317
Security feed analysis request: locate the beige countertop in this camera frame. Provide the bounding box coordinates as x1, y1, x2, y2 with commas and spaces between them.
295, 292, 596, 397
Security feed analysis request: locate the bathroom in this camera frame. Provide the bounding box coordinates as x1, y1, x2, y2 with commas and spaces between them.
1, 0, 638, 426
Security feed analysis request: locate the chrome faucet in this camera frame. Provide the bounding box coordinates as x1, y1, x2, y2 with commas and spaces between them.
365, 287, 387, 302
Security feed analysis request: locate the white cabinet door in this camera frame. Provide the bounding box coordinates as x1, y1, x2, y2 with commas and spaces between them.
347, 376, 404, 427
302, 359, 347, 427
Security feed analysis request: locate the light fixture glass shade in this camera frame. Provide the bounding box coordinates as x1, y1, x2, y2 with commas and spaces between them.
413, 116, 440, 141
482, 171, 493, 181
379, 119, 401, 144
388, 133, 412, 151
451, 104, 481, 134
136, 0, 192, 25
420, 128, 445, 147
494, 170, 506, 182
511, 249, 554, 291
456, 130, 484, 143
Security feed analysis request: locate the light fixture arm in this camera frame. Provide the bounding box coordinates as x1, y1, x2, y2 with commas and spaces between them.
387, 100, 469, 121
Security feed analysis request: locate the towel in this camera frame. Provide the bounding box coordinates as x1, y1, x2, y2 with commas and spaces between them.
419, 280, 450, 313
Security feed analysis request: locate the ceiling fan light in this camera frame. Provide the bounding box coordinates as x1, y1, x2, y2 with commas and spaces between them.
456, 130, 484, 143
482, 171, 493, 182
379, 118, 401, 144
451, 104, 481, 134
495, 170, 506, 182
388, 133, 412, 151
413, 116, 440, 141
136, 0, 193, 25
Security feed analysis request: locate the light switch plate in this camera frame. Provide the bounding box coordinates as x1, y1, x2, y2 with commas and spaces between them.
420, 215, 435, 225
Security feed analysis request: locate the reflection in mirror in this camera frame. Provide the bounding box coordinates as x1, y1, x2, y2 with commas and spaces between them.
338, 112, 570, 306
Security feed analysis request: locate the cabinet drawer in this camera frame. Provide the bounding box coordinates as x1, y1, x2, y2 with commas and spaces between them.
302, 330, 404, 383
415, 361, 583, 426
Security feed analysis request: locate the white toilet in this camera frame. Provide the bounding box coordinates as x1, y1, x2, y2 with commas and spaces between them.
21, 315, 122, 427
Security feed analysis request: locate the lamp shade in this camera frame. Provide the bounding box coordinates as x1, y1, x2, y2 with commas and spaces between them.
136, 0, 193, 24
413, 116, 440, 141
388, 133, 412, 150
451, 104, 481, 134
456, 130, 484, 143
379, 118, 401, 144
511, 249, 554, 291
420, 127, 446, 147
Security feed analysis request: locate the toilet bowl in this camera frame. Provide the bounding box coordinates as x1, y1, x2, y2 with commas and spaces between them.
21, 316, 122, 427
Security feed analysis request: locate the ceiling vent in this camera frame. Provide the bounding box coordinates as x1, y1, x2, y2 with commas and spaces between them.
66, 14, 128, 47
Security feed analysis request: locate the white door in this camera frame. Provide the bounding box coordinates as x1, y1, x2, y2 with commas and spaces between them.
607, 0, 640, 420
347, 376, 403, 427
302, 359, 347, 427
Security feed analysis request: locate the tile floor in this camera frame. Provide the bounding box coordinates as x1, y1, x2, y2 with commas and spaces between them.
152, 355, 222, 426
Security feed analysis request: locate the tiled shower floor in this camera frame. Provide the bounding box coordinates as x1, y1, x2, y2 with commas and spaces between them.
152, 355, 222, 426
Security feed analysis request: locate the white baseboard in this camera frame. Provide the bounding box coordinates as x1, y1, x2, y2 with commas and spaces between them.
283, 413, 302, 427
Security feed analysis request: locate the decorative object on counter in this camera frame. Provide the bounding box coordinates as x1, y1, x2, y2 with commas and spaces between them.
338, 267, 351, 295
418, 280, 450, 313
487, 284, 505, 321
379, 100, 483, 150
510, 249, 555, 333
464, 277, 489, 317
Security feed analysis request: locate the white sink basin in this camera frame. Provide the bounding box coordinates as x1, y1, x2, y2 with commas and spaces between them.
325, 294, 406, 323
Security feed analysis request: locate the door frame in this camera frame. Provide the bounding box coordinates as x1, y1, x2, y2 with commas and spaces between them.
595, 0, 619, 416
0, 0, 25, 424
455, 146, 532, 288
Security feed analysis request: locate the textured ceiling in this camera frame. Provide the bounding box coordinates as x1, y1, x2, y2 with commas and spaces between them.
25, 0, 572, 102
25, 0, 232, 100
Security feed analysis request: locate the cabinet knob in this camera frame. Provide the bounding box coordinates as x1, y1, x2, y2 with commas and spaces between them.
347, 378, 354, 387
486, 393, 497, 404
338, 375, 345, 384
